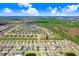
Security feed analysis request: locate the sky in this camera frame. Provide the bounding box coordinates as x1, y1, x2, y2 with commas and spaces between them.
0, 3, 79, 16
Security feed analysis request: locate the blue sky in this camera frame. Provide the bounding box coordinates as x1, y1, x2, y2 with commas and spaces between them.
0, 3, 79, 16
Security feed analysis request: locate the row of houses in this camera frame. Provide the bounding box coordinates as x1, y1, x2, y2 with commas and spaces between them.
4, 34, 46, 37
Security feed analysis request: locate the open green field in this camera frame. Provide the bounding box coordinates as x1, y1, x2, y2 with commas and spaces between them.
35, 19, 79, 27
35, 20, 79, 45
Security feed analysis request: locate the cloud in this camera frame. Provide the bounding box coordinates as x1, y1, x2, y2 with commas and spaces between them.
48, 6, 52, 10
59, 4, 79, 16
51, 8, 58, 16
21, 7, 39, 16
61, 5, 79, 14
18, 3, 32, 8
21, 10, 26, 13
51, 8, 57, 15
26, 7, 39, 16
50, 4, 79, 16
3, 8, 12, 13
18, 2, 39, 16
66, 5, 79, 12
51, 8, 66, 16
57, 12, 66, 16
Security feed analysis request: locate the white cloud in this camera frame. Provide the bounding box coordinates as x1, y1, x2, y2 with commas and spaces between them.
59, 13, 66, 16
21, 10, 26, 13
3, 8, 12, 13
21, 7, 39, 16
51, 8, 63, 16
50, 7, 66, 16
50, 4, 79, 16
66, 5, 79, 12
18, 3, 32, 8
58, 5, 79, 16
48, 6, 52, 10
19, 2, 39, 16
26, 7, 39, 16
51, 8, 57, 14
61, 5, 79, 13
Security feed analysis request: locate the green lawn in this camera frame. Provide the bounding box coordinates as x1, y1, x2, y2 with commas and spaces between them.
0, 37, 37, 40
0, 35, 46, 40
24, 50, 42, 56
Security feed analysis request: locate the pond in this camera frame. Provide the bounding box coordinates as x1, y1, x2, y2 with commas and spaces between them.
66, 53, 76, 56
25, 53, 36, 56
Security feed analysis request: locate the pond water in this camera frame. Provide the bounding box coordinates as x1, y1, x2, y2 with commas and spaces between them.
66, 53, 76, 56
26, 53, 36, 56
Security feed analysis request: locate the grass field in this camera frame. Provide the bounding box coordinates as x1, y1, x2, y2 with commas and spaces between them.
35, 20, 79, 45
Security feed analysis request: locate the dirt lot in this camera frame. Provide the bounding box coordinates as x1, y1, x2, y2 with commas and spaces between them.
60, 27, 79, 36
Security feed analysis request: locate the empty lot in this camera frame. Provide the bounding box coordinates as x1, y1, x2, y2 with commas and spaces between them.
60, 27, 79, 36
